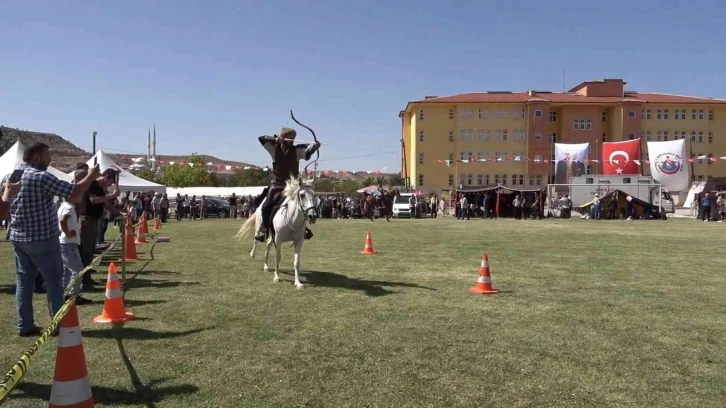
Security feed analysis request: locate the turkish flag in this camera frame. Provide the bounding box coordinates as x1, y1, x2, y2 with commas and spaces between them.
602, 139, 640, 175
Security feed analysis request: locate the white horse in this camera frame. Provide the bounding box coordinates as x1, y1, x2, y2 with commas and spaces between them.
237, 177, 318, 289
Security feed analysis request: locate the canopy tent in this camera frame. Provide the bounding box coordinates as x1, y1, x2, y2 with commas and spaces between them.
452, 183, 545, 218
0, 141, 73, 182
575, 189, 662, 219
682, 180, 718, 208
166, 186, 266, 198
72, 149, 166, 194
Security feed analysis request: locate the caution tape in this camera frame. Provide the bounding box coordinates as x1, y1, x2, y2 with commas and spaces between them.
0, 234, 121, 404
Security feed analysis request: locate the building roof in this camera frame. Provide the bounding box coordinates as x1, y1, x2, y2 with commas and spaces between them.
401, 90, 726, 116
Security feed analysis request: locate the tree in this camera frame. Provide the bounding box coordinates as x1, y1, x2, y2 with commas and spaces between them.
387, 173, 405, 186
0, 127, 19, 156
157, 153, 216, 187
133, 168, 158, 182
234, 168, 270, 186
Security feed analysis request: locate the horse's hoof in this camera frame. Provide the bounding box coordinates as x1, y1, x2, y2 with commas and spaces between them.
295, 283, 304, 289
273, 277, 280, 283
263, 266, 269, 272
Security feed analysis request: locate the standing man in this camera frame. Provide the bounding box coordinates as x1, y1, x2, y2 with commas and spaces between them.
9, 143, 100, 336
78, 169, 122, 291
255, 127, 321, 242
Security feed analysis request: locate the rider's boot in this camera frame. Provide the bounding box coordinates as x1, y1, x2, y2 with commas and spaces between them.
255, 226, 266, 242
304, 228, 313, 240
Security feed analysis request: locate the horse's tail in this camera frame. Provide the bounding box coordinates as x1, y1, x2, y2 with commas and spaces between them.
236, 212, 257, 241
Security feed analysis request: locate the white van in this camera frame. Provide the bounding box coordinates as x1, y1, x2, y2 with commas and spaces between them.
392, 193, 419, 218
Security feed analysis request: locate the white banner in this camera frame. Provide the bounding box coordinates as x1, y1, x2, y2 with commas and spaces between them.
554, 143, 590, 187
647, 139, 690, 193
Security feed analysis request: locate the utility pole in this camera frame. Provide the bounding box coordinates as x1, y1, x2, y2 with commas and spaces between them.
92, 131, 97, 154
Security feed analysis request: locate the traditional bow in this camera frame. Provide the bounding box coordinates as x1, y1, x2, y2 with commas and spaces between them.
290, 109, 319, 178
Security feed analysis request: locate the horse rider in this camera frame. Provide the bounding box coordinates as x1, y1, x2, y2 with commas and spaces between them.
255, 127, 321, 242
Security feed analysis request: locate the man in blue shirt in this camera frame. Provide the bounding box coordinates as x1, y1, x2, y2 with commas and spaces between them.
8, 142, 100, 337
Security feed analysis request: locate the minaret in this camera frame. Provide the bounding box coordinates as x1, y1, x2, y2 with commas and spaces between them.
153, 124, 157, 170
147, 128, 151, 168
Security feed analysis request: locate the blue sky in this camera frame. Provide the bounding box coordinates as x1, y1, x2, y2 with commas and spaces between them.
1, 1, 724, 172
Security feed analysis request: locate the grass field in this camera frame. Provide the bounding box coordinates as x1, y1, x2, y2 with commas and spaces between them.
1, 216, 725, 407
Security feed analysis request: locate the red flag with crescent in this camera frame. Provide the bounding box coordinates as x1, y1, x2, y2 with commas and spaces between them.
602, 139, 640, 175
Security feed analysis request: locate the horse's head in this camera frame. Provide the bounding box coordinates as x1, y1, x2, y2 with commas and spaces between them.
286, 176, 318, 219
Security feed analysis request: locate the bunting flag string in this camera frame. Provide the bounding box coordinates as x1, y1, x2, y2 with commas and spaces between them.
435, 155, 726, 167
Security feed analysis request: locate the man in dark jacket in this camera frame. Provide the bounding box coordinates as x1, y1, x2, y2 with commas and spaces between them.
255, 127, 321, 242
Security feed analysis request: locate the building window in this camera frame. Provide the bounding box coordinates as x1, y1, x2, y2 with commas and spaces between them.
502, 109, 509, 119
643, 109, 652, 119
690, 131, 697, 142
657, 109, 663, 119
494, 174, 501, 184
644, 131, 652, 141
573, 119, 592, 130
602, 133, 607, 142
602, 111, 607, 122
657, 131, 665, 141
514, 129, 526, 141
588, 144, 592, 153
628, 110, 636, 119
448, 153, 454, 162
517, 174, 525, 185
697, 175, 704, 181
501, 175, 508, 185
534, 132, 543, 140
698, 109, 705, 120
534, 110, 543, 118
418, 174, 424, 185
418, 153, 424, 165
679, 131, 688, 140
477, 130, 488, 141
513, 152, 525, 161
495, 110, 502, 120
550, 132, 557, 143
483, 109, 491, 120
478, 152, 490, 162
418, 130, 424, 142
674, 109, 686, 120
459, 108, 474, 120
663, 109, 669, 119
680, 109, 687, 119
448, 131, 454, 142
448, 174, 454, 186
460, 129, 474, 141
691, 109, 697, 120
513, 108, 525, 119
478, 109, 483, 119
663, 131, 669, 141
697, 153, 704, 165
534, 154, 543, 162
529, 175, 542, 186
708, 132, 713, 143
698, 131, 704, 142
495, 152, 505, 162
496, 129, 508, 141
628, 133, 636, 140
477, 174, 483, 185
418, 110, 424, 120
449, 109, 454, 120
549, 111, 557, 122
709, 110, 714, 121
586, 165, 592, 175
484, 174, 490, 185
460, 151, 473, 162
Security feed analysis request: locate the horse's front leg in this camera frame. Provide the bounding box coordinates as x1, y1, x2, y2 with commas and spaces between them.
293, 238, 304, 289
263, 237, 273, 273
273, 236, 282, 283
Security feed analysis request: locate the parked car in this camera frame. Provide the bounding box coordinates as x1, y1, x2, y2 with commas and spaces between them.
205, 197, 231, 218
392, 193, 420, 218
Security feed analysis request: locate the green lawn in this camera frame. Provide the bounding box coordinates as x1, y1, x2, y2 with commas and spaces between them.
0, 216, 725, 407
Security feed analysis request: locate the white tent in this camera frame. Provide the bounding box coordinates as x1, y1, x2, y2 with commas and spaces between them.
0, 141, 73, 182
72, 149, 166, 194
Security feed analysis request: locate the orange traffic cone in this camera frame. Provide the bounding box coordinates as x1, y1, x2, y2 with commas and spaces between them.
120, 218, 138, 261
360, 230, 378, 255
153, 215, 162, 231
469, 253, 499, 295
140, 212, 149, 235
135, 218, 148, 244
93, 263, 135, 325
49, 301, 95, 407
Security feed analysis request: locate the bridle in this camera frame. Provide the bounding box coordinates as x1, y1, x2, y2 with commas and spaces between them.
282, 186, 317, 231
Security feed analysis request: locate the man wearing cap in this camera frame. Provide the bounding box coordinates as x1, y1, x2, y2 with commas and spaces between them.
255, 127, 321, 242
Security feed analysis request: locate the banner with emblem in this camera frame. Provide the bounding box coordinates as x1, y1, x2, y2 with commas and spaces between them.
602, 139, 640, 175
647, 139, 690, 193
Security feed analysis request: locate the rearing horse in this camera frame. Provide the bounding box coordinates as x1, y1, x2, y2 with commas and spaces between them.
237, 177, 318, 289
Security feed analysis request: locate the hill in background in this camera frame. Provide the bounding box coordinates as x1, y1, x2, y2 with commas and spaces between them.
0, 126, 394, 182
